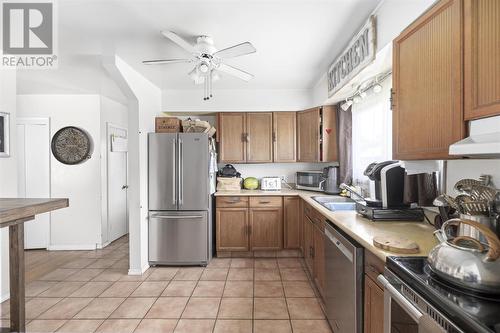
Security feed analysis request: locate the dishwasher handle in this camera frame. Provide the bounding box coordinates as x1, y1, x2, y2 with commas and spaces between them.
325, 227, 354, 263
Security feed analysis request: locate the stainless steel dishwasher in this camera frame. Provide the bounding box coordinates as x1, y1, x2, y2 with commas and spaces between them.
324, 220, 364, 333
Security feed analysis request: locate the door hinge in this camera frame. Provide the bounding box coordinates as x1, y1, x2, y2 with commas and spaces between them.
390, 88, 395, 110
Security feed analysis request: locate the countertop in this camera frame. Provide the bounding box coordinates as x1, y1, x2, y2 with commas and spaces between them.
215, 189, 438, 262
0, 198, 69, 226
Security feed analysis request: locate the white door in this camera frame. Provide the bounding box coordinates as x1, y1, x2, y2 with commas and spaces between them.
17, 118, 50, 249
107, 123, 128, 243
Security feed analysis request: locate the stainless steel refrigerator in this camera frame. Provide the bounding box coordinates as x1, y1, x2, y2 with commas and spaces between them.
148, 132, 212, 266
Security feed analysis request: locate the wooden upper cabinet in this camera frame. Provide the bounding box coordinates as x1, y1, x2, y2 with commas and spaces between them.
393, 0, 465, 160
246, 113, 273, 163
464, 0, 500, 120
273, 112, 296, 162
321, 105, 339, 162
218, 113, 246, 163
297, 108, 320, 162
297, 106, 338, 162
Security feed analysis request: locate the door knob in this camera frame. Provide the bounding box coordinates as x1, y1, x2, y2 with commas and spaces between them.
122, 185, 129, 189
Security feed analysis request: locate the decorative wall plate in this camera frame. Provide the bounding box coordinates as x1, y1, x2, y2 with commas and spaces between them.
51, 126, 92, 165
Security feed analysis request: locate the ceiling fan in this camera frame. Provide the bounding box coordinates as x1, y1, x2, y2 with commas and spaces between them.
143, 31, 256, 100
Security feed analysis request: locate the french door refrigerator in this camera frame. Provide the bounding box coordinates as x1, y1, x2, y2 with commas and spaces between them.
148, 132, 212, 266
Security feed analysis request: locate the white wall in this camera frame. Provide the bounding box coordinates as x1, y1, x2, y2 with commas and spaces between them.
17, 95, 102, 249
311, 0, 436, 105
224, 163, 336, 184
103, 55, 162, 275
446, 160, 500, 194
0, 69, 17, 301
163, 89, 312, 111
100, 96, 128, 245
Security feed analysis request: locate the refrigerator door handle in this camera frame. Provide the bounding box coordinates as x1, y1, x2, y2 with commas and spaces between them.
151, 214, 204, 219
179, 138, 183, 206
172, 138, 177, 205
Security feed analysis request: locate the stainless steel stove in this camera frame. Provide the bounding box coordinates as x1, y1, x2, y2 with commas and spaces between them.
379, 256, 500, 333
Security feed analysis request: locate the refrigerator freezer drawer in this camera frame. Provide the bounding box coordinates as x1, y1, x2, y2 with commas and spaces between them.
149, 211, 208, 265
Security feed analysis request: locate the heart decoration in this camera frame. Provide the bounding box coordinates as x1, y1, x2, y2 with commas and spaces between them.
325, 128, 332, 134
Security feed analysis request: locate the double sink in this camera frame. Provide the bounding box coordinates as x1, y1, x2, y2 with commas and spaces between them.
312, 196, 356, 212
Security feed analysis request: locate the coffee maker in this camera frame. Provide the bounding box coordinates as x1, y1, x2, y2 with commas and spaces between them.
356, 161, 424, 221
363, 161, 406, 208
322, 166, 340, 194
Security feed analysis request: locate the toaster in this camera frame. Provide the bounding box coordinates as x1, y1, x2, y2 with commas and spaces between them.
260, 177, 282, 191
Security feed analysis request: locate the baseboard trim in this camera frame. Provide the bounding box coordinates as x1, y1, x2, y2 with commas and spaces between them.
1, 292, 10, 302
48, 244, 97, 251
96, 241, 110, 249
128, 263, 150, 276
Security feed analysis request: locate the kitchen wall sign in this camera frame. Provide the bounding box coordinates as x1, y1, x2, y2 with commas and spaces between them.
327, 15, 377, 97
51, 126, 93, 165
0, 112, 10, 157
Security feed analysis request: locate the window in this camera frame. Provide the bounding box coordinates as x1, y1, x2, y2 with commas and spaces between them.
351, 76, 392, 197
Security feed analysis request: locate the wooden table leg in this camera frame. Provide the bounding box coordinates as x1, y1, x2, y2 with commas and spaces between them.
9, 224, 25, 333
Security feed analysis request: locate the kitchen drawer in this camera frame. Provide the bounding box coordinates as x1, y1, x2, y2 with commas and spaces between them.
364, 250, 385, 289
250, 196, 282, 208
216, 196, 249, 208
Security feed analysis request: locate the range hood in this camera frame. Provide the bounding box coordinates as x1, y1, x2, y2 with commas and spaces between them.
449, 115, 500, 157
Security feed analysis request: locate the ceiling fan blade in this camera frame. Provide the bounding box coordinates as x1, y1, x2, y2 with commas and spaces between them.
161, 31, 197, 54
214, 42, 256, 58
143, 59, 192, 65
217, 63, 254, 81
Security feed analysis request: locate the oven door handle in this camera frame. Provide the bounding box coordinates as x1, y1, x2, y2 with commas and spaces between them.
378, 275, 423, 333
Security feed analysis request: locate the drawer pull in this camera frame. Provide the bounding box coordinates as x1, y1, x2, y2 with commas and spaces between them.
259, 201, 271, 204
226, 199, 240, 204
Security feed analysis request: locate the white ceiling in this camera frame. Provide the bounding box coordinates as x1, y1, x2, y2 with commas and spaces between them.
18, 0, 382, 96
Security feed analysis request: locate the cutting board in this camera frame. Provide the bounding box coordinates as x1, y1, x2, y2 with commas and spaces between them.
373, 235, 420, 254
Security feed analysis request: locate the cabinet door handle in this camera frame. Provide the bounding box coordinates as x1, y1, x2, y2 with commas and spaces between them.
272, 132, 276, 142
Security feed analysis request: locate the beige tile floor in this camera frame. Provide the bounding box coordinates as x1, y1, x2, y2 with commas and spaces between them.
1, 236, 333, 333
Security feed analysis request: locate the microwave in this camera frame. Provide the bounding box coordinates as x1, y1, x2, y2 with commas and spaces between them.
296, 171, 324, 192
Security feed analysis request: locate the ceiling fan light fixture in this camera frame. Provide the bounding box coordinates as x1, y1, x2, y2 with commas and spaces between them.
372, 83, 383, 93
198, 63, 210, 74
145, 31, 256, 101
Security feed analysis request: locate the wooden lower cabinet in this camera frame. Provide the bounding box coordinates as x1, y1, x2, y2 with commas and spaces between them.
284, 197, 300, 249
313, 225, 325, 297
249, 207, 283, 250
303, 216, 314, 274
216, 196, 284, 253
216, 208, 249, 252
364, 275, 384, 333
302, 203, 325, 297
